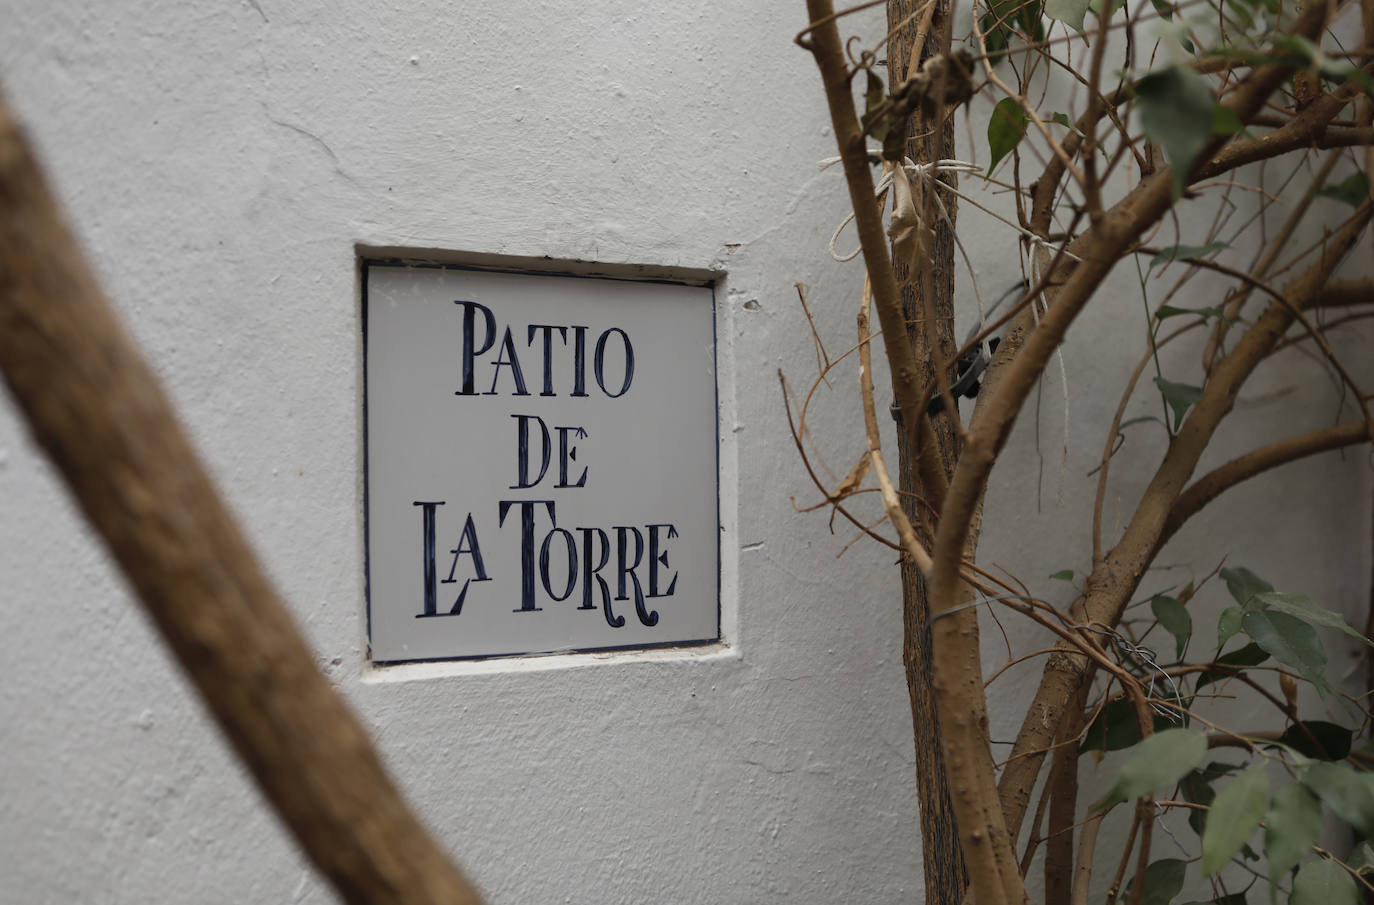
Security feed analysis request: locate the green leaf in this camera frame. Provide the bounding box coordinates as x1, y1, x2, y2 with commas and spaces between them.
1181, 768, 1216, 831
1253, 592, 1373, 646
1330, 66, 1374, 93
988, 97, 1030, 175
1221, 567, 1274, 606
1156, 304, 1229, 321
1270, 34, 1320, 64
1179, 895, 1246, 905
1082, 698, 1140, 751
1223, 0, 1255, 28
1212, 104, 1245, 135
1154, 377, 1203, 431
1198, 761, 1241, 779
1316, 171, 1370, 207
1275, 721, 1354, 761
1135, 65, 1216, 197
1149, 241, 1229, 269
1197, 641, 1268, 693
1202, 766, 1269, 875
1265, 783, 1322, 888
1081, 697, 1179, 752
1291, 859, 1358, 905
981, 10, 1012, 60
1225, 0, 1256, 19
1154, 16, 1195, 54
981, 0, 1046, 64
1050, 569, 1075, 581
1152, 595, 1192, 659
1126, 859, 1188, 905
1303, 762, 1374, 835
1347, 841, 1374, 873
1087, 0, 1125, 21
1049, 111, 1082, 134
1216, 607, 1245, 648
1181, 762, 1243, 837
1094, 729, 1208, 810
1046, 0, 1092, 30
1264, 37, 1370, 89
1241, 609, 1328, 692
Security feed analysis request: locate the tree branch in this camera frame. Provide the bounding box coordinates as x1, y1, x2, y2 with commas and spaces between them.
801, 0, 948, 514
997, 198, 1372, 841
860, 276, 935, 574
803, 4, 1014, 901
1312, 279, 1374, 308
1199, 80, 1368, 181
948, 3, 1343, 837
1043, 685, 1087, 902
887, 1, 972, 897
1163, 421, 1372, 541
0, 91, 484, 905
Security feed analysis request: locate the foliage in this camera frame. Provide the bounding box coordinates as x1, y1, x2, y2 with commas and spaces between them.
796, 0, 1374, 901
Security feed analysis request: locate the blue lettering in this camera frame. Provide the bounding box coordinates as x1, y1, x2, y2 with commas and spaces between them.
454, 301, 495, 396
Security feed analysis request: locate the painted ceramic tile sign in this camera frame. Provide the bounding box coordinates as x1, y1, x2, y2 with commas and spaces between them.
364, 263, 719, 663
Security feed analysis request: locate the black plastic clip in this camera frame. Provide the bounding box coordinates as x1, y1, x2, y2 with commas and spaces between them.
889, 337, 999, 424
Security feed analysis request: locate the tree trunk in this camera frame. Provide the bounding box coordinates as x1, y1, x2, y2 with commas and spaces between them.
886, 2, 969, 901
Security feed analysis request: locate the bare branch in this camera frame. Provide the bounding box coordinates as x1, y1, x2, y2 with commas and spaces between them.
860, 276, 935, 574
1163, 421, 1373, 540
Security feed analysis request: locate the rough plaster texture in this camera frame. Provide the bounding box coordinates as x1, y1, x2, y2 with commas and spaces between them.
0, 2, 1370, 904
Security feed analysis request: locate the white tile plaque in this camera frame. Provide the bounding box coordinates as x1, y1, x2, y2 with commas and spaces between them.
364, 262, 720, 663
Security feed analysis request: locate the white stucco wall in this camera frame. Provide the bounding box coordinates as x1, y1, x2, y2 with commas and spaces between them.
2, 2, 1370, 904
